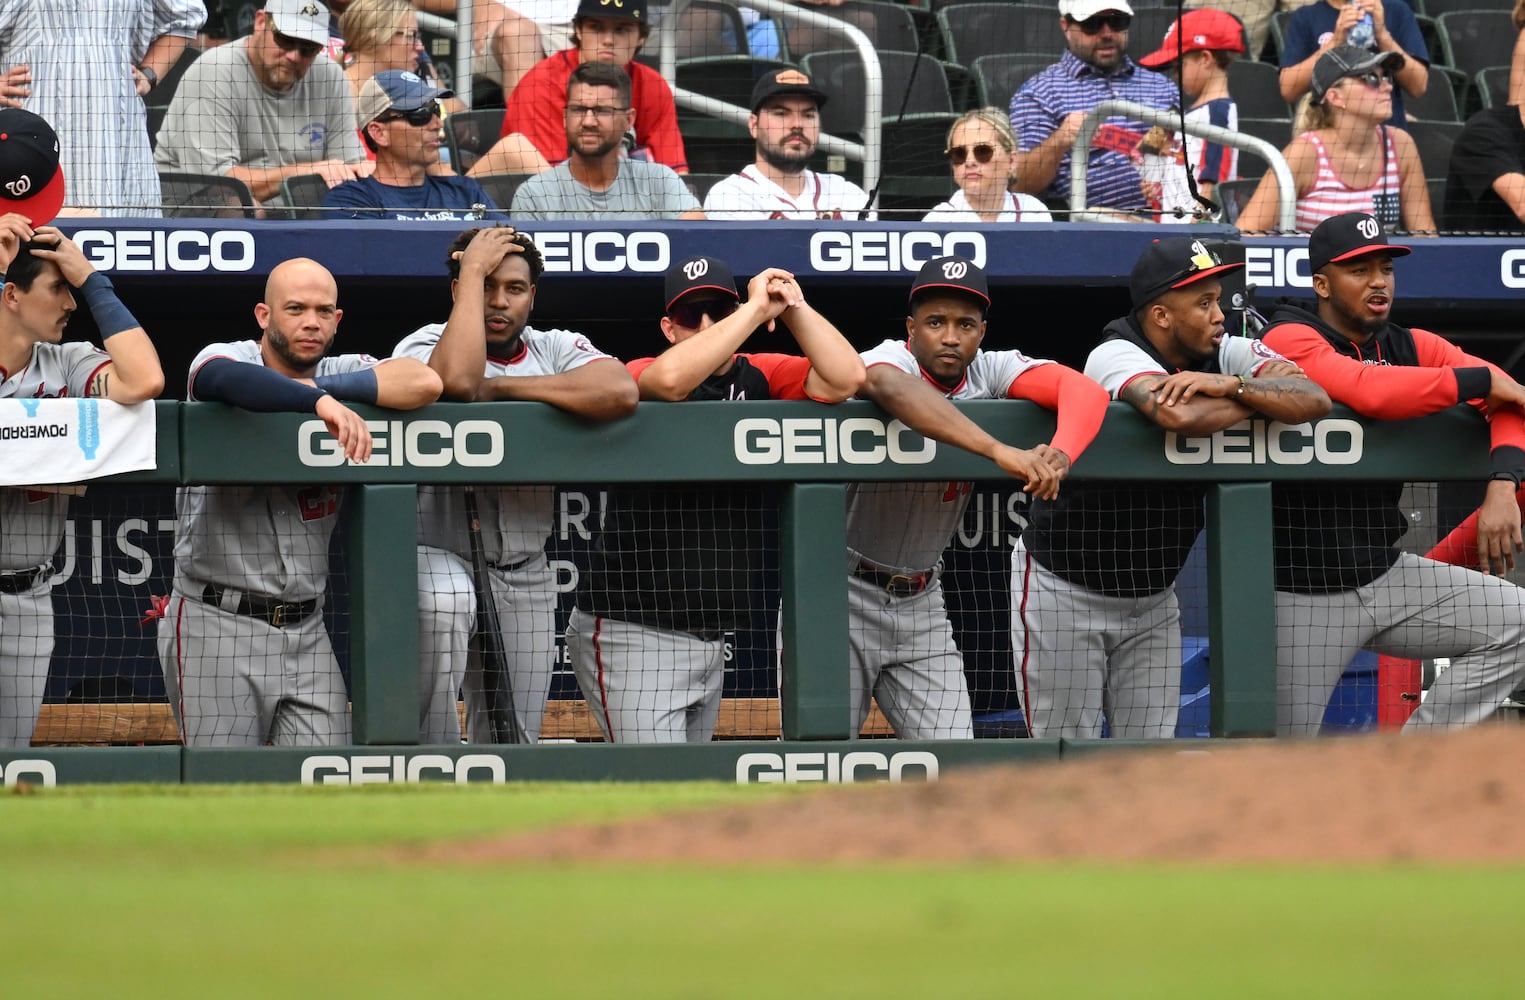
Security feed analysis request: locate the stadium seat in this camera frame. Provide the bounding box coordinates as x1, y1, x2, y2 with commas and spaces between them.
1435, 11, 1516, 80
1227, 60, 1291, 120
871, 112, 961, 218
674, 55, 796, 110
1267, 9, 1295, 63
799, 50, 955, 139
1404, 69, 1460, 123
1407, 119, 1463, 181
445, 108, 506, 174
973, 52, 1055, 109
1475, 65, 1511, 109
682, 171, 730, 203
936, 3, 1054, 66
157, 172, 257, 219
1234, 117, 1293, 179
280, 173, 330, 220
1419, 0, 1498, 17
473, 171, 533, 212
1214, 177, 1260, 225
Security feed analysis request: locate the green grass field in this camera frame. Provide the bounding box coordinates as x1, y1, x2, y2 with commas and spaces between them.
1, 783, 1519, 998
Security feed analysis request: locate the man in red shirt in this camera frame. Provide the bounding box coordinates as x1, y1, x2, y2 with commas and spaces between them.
1259, 211, 1525, 734
494, 0, 685, 173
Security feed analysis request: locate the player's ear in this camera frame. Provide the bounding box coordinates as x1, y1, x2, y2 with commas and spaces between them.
748, 113, 760, 140
448, 277, 459, 302
904, 314, 915, 340
332, 308, 343, 328
659, 315, 678, 345
1312, 272, 1330, 301
253, 301, 270, 331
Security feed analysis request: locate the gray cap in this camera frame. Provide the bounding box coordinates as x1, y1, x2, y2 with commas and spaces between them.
1309, 44, 1404, 105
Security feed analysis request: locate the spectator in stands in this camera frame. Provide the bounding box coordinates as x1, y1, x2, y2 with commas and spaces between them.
924, 109, 1052, 223
1237, 46, 1433, 233
323, 70, 505, 218
0, 2, 205, 217
338, 0, 462, 116
155, 0, 369, 210
703, 68, 871, 220
1010, 0, 1178, 218
511, 62, 702, 219
1277, 0, 1427, 129
1186, 0, 1314, 61
494, 0, 686, 173
1443, 104, 1525, 234
1135, 8, 1244, 204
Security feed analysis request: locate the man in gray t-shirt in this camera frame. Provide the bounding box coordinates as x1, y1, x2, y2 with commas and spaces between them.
154, 0, 366, 208
511, 60, 703, 221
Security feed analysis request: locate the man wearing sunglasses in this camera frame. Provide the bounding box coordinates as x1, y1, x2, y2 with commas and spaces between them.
323, 70, 507, 220
1009, 0, 1178, 217
156, 0, 368, 209
566, 256, 864, 744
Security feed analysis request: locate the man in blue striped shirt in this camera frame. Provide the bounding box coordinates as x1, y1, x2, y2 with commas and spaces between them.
1010, 0, 1178, 216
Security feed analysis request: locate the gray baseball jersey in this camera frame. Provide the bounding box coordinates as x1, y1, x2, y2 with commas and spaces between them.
0, 340, 111, 746
845, 339, 1051, 741
393, 323, 611, 744
172, 340, 378, 602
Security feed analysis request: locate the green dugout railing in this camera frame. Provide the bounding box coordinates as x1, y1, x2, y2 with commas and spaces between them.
124, 398, 1490, 744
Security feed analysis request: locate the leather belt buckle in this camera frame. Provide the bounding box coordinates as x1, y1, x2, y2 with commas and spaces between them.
269, 603, 293, 628
886, 573, 922, 598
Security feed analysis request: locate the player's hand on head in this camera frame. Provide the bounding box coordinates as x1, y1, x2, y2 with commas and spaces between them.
454, 225, 522, 276
0, 213, 35, 271
26, 226, 93, 286
315, 394, 373, 464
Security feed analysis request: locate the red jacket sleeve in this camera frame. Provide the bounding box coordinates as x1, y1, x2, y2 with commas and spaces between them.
501, 51, 574, 163
1260, 322, 1471, 420
632, 63, 688, 172
746, 353, 818, 401
1411, 328, 1525, 456
1008, 363, 1109, 464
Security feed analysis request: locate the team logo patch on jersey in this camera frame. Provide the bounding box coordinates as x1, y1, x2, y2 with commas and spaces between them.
1250, 339, 1287, 361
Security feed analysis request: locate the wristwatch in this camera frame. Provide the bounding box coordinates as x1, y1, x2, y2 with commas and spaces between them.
138, 65, 158, 91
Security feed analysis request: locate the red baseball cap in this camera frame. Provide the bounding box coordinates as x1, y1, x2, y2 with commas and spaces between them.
0, 109, 65, 226
1137, 9, 1246, 69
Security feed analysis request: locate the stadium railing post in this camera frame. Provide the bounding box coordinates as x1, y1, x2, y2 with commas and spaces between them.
347, 484, 421, 744
1207, 482, 1278, 737
779, 482, 852, 739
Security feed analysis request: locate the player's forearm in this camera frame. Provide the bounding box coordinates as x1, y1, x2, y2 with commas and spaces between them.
1240, 375, 1332, 424
192, 358, 327, 412
79, 273, 164, 401
484, 359, 638, 420
1013, 364, 1108, 462
370, 358, 443, 410
783, 305, 864, 402
637, 304, 766, 400
862, 368, 1003, 459
432, 295, 490, 401
1149, 394, 1255, 435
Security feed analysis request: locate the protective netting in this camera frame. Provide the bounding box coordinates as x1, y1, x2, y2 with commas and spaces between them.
5, 1, 1514, 229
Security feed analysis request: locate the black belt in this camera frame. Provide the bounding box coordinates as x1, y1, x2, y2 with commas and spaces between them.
202, 585, 318, 628
492, 552, 538, 573
852, 563, 933, 598
0, 566, 46, 594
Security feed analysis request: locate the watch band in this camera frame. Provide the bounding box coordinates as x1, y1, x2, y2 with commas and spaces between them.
138, 65, 158, 90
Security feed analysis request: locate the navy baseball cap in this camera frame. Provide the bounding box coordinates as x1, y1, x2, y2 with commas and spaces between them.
576, 0, 646, 21
750, 68, 829, 112
1308, 211, 1410, 273
909, 256, 989, 308
0, 108, 65, 226
664, 256, 739, 311
1310, 45, 1404, 105
356, 70, 452, 127
1129, 237, 1243, 308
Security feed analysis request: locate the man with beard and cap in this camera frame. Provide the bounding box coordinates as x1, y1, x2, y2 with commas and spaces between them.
392, 226, 636, 743
158, 257, 442, 746
846, 256, 1109, 740
566, 254, 863, 744
702, 67, 872, 220
1260, 211, 1525, 734
1014, 236, 1328, 739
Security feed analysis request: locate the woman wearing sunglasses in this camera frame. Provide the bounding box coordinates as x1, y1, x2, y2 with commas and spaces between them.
924, 109, 1052, 224
1237, 45, 1434, 234
339, 1, 465, 123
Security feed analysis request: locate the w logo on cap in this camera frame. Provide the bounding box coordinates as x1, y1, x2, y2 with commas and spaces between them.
4, 175, 30, 197
1356, 216, 1380, 239
941, 260, 968, 280
683, 259, 709, 280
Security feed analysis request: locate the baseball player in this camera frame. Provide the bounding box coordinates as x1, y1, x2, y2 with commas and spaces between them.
156, 258, 442, 747
848, 257, 1109, 740
566, 255, 864, 743
0, 216, 164, 746
1014, 237, 1331, 739
1259, 211, 1525, 733
392, 226, 637, 744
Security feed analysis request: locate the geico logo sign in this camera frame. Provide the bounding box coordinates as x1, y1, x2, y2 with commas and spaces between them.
520, 230, 668, 273
1503, 250, 1525, 289
1244, 246, 1313, 290
1166, 418, 1364, 465
298, 419, 505, 467
734, 417, 936, 465
0, 760, 58, 787
810, 231, 986, 272
73, 229, 256, 273
736, 751, 939, 784
300, 753, 507, 785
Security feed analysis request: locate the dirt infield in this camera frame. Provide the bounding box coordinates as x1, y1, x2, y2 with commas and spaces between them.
435, 725, 1525, 865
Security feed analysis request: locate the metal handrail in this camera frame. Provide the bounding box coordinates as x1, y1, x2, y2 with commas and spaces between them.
415, 7, 470, 105
1069, 100, 1297, 232
656, 0, 879, 200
